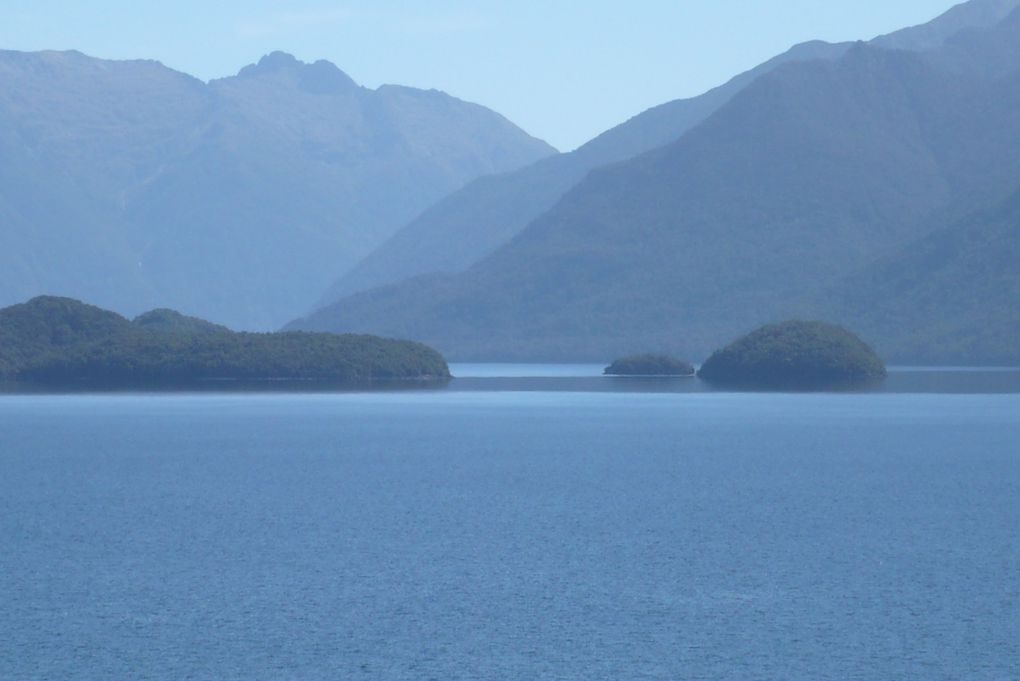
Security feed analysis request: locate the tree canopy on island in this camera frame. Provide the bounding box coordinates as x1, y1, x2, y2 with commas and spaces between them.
697, 320, 886, 389
0, 296, 449, 385
132, 309, 231, 336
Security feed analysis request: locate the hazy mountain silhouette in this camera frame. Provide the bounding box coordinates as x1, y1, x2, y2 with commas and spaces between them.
318, 0, 1020, 304
871, 0, 1020, 50
0, 50, 553, 329
318, 40, 849, 304
291, 7, 1020, 363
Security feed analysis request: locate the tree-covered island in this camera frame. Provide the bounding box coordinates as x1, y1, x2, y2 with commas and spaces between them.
697, 320, 886, 390
604, 354, 695, 376
0, 296, 450, 386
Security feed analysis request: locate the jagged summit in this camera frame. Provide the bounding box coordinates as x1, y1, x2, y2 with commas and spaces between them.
0, 47, 554, 330
235, 51, 359, 92
251, 50, 301, 71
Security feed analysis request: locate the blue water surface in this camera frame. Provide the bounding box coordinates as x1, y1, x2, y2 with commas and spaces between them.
1, 382, 1018, 679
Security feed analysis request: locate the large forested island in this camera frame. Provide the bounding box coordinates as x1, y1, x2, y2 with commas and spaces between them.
0, 297, 450, 386
697, 320, 886, 390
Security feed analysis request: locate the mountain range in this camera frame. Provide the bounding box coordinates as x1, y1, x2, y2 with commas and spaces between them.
293, 0, 1020, 363
4, 0, 1019, 365
316, 0, 1020, 304
0, 50, 553, 329
831, 187, 1020, 364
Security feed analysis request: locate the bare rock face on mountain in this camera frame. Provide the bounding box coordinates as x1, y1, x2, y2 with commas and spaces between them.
0, 50, 554, 329
291, 6, 1020, 364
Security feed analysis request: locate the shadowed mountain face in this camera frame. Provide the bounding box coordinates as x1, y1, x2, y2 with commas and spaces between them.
0, 50, 554, 329
317, 0, 1020, 305
291, 8, 1020, 363
828, 187, 1020, 365
317, 40, 850, 304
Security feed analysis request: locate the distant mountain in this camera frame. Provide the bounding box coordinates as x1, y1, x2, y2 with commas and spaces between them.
317, 40, 849, 303
872, 0, 1020, 50
828, 187, 1020, 364
291, 8, 1020, 363
317, 0, 1020, 304
0, 50, 553, 329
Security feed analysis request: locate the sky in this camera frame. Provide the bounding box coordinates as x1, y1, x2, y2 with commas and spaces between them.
0, 0, 963, 151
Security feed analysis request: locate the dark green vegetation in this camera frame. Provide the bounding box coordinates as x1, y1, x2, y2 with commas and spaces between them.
697, 321, 887, 389
292, 5, 1020, 364
0, 50, 553, 330
133, 309, 230, 335
0, 297, 449, 385
0, 297, 132, 378
604, 355, 694, 376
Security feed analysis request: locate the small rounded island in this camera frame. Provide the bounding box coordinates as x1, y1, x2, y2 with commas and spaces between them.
604, 354, 695, 376
697, 320, 886, 390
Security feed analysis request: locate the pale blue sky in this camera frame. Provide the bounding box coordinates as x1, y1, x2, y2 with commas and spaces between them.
1, 1, 961, 150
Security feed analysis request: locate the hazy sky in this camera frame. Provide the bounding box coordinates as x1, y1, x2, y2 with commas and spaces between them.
1, 0, 962, 150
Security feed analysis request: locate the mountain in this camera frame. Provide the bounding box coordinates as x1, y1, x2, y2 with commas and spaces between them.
828, 187, 1020, 364
317, 0, 1020, 304
0, 50, 553, 329
317, 41, 849, 303
872, 0, 1020, 50
290, 8, 1020, 363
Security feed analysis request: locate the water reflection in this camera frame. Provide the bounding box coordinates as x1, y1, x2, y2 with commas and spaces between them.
2, 366, 1018, 395
446, 365, 1020, 395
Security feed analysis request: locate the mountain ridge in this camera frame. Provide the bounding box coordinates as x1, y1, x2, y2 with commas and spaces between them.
315, 39, 852, 304
316, 0, 1020, 305
291, 8, 1020, 363
0, 49, 554, 330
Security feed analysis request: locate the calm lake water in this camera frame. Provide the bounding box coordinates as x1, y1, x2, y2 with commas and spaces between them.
2, 367, 1019, 679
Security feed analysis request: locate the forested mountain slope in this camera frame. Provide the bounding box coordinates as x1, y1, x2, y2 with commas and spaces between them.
293, 9, 1020, 363
318, 0, 1020, 303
